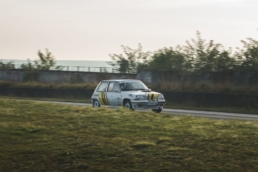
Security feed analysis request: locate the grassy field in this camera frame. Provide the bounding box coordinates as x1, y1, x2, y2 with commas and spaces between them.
1, 99, 258, 171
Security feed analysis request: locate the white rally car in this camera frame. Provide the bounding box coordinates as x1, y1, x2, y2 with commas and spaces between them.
91, 79, 165, 113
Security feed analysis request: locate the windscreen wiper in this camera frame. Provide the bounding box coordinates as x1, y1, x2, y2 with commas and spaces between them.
122, 89, 137, 91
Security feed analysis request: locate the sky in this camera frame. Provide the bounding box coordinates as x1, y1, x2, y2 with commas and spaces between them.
0, 0, 257, 61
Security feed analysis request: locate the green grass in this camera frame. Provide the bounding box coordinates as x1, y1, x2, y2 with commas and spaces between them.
1, 99, 258, 171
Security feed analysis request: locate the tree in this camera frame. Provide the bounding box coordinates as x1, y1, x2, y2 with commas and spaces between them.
20, 49, 62, 82
20, 59, 35, 70
235, 38, 258, 72
0, 61, 15, 70
148, 47, 186, 73
35, 49, 61, 70
148, 31, 236, 73
108, 43, 150, 73
182, 31, 234, 73
216, 49, 236, 72
21, 49, 62, 70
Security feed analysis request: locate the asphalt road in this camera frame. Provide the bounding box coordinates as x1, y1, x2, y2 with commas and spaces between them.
42, 101, 258, 121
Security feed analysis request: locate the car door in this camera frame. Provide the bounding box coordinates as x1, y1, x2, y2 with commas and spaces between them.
97, 81, 110, 106
112, 82, 122, 106
107, 82, 121, 106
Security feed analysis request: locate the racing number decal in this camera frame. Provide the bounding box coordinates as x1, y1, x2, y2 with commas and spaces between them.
98, 92, 110, 105
147, 94, 159, 100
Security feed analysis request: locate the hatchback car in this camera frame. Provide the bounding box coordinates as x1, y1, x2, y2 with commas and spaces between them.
91, 79, 165, 113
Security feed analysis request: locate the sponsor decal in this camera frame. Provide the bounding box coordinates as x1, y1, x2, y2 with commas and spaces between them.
147, 93, 159, 100
98, 92, 110, 105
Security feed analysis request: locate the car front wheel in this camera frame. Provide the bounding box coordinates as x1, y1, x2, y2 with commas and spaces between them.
152, 109, 162, 113
123, 100, 133, 110
92, 99, 100, 108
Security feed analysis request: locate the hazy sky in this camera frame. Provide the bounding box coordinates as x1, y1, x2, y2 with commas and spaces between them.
0, 0, 257, 61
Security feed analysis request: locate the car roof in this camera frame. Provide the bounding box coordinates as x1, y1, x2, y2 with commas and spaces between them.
102, 79, 141, 83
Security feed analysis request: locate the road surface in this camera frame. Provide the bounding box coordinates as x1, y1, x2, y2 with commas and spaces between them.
41, 101, 258, 121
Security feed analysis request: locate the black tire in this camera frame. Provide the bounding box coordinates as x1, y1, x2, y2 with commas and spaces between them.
92, 99, 100, 108
123, 100, 133, 110
152, 109, 162, 113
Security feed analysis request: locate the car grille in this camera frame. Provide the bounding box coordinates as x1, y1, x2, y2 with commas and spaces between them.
146, 93, 159, 100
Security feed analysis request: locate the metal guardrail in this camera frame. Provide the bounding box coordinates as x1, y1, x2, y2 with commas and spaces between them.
60, 66, 116, 73
1, 64, 119, 73
1, 63, 140, 73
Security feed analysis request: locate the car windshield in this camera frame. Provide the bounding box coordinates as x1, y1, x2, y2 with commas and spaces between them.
120, 81, 148, 91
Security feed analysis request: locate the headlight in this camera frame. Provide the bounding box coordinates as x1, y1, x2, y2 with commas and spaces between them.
158, 94, 165, 100
134, 95, 145, 100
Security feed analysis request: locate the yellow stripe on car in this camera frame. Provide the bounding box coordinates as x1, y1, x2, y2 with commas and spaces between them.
103, 92, 110, 105
98, 92, 105, 105
98, 92, 110, 105
148, 93, 159, 100
153, 94, 159, 100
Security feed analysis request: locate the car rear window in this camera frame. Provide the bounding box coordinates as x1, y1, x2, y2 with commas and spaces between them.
97, 82, 108, 92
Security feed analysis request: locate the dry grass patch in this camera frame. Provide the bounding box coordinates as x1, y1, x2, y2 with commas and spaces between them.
167, 147, 189, 151
131, 141, 156, 149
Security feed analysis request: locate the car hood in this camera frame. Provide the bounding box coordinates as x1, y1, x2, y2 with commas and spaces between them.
124, 90, 161, 95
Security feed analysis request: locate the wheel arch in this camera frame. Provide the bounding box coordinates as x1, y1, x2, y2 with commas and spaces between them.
123, 98, 131, 105
92, 99, 101, 107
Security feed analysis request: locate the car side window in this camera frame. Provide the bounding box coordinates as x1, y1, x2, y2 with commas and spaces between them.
113, 82, 120, 92
107, 82, 120, 92
97, 82, 108, 92
107, 82, 115, 92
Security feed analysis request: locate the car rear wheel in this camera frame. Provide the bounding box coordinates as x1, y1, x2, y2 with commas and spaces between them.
123, 100, 133, 110
92, 99, 100, 108
152, 109, 162, 113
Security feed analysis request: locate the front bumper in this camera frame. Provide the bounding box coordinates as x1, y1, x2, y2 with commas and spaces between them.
131, 101, 165, 110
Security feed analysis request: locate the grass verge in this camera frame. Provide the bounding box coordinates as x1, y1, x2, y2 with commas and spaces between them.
1, 99, 258, 171
1, 96, 258, 115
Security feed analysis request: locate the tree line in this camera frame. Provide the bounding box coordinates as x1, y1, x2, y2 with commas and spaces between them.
1, 31, 258, 74
0, 49, 62, 71
108, 31, 258, 74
